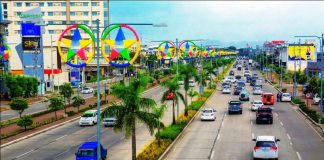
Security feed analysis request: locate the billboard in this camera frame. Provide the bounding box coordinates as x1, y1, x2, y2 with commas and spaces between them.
288, 44, 315, 61
21, 23, 41, 36
22, 37, 41, 51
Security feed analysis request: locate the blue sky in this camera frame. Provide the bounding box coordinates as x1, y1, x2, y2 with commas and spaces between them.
110, 1, 324, 48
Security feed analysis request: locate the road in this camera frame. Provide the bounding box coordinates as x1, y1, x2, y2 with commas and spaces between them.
1, 81, 199, 160
165, 68, 324, 160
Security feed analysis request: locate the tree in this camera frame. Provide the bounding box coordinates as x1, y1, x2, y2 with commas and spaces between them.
152, 105, 167, 147
9, 98, 28, 118
160, 76, 185, 124
48, 95, 64, 120
188, 89, 199, 103
101, 73, 159, 160
17, 115, 33, 131
72, 96, 85, 112
59, 82, 74, 114
178, 64, 199, 116
94, 90, 103, 100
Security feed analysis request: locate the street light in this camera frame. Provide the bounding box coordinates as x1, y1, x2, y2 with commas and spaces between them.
295, 34, 324, 123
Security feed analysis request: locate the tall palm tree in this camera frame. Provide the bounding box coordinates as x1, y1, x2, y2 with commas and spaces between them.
152, 104, 167, 147
178, 64, 199, 116
160, 77, 185, 124
101, 74, 159, 160
204, 60, 218, 88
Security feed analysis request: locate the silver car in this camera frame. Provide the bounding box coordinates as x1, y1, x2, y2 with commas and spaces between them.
253, 136, 280, 160
103, 117, 116, 127
253, 87, 263, 95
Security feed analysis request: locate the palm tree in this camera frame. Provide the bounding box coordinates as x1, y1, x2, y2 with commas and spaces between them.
178, 64, 199, 116
188, 89, 199, 103
152, 104, 167, 147
204, 60, 218, 88
160, 77, 185, 124
72, 96, 85, 113
101, 73, 159, 160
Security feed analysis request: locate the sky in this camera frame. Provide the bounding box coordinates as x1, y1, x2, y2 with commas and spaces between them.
110, 1, 324, 48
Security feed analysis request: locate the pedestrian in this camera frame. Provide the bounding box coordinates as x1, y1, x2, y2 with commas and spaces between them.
277, 92, 281, 102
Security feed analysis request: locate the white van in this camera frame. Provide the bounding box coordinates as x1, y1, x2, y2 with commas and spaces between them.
189, 80, 195, 87
79, 110, 98, 126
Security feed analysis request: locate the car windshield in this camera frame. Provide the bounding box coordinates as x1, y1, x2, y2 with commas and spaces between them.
282, 93, 290, 97
104, 119, 115, 122
82, 113, 94, 117
229, 101, 241, 105
254, 87, 261, 90
76, 149, 95, 157
258, 108, 272, 113
253, 101, 262, 104
203, 110, 213, 113
189, 80, 194, 83
256, 141, 275, 147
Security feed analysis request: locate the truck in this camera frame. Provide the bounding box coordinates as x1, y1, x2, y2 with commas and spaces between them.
75, 141, 107, 160
248, 59, 253, 65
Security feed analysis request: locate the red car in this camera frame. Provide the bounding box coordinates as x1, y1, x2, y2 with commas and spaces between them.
167, 92, 174, 100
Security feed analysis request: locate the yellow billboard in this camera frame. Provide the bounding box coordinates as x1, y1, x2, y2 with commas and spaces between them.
288, 44, 315, 61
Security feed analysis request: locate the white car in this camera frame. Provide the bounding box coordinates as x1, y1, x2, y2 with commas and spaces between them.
81, 87, 94, 94
79, 110, 98, 126
253, 87, 263, 95
222, 86, 231, 94
251, 100, 264, 111
253, 136, 280, 160
189, 80, 195, 87
103, 117, 116, 127
178, 80, 184, 85
281, 93, 292, 102
313, 93, 323, 104
200, 107, 216, 121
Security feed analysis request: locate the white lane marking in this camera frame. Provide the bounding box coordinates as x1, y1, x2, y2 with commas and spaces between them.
252, 133, 254, 139
280, 121, 284, 126
287, 133, 291, 140
15, 149, 35, 159
249, 112, 252, 117
217, 134, 220, 140
87, 134, 96, 140
296, 151, 302, 160
221, 121, 224, 127
251, 121, 253, 126
54, 149, 70, 159
275, 113, 278, 117
210, 151, 215, 159
55, 135, 67, 141
290, 142, 293, 146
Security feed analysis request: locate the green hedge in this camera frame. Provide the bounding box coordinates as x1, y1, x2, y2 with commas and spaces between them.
157, 122, 186, 140
292, 97, 302, 104
188, 101, 204, 111
299, 102, 322, 124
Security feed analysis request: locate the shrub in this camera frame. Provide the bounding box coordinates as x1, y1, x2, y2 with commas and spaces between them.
292, 97, 302, 104
67, 111, 76, 117
203, 91, 213, 98
299, 103, 321, 123
17, 115, 33, 131
188, 101, 204, 111
178, 110, 197, 123
157, 123, 186, 140
282, 88, 287, 93
137, 139, 172, 160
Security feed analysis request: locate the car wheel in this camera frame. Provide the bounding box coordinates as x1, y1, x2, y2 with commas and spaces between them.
240, 111, 242, 114
92, 121, 95, 126
270, 120, 273, 124
228, 111, 231, 115
256, 120, 259, 124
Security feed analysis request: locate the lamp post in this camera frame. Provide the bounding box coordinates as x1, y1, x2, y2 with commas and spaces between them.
295, 34, 324, 123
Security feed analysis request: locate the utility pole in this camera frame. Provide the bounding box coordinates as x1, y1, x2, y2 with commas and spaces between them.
50, 35, 54, 92
320, 33, 323, 123
293, 43, 297, 97
176, 38, 179, 118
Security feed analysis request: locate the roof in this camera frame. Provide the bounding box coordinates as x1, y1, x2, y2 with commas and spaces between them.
257, 136, 275, 141
79, 141, 98, 149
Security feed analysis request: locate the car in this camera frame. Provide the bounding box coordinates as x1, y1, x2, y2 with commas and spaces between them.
229, 70, 235, 76
254, 83, 262, 88
244, 71, 251, 77
246, 75, 252, 83
200, 107, 217, 121
167, 92, 174, 100
223, 78, 232, 84
228, 100, 243, 114
235, 80, 245, 88
235, 75, 242, 80
262, 93, 275, 105
253, 87, 263, 95
189, 80, 195, 87
103, 117, 116, 127
222, 82, 231, 88
253, 136, 280, 160
237, 66, 242, 71
245, 67, 249, 70
256, 107, 273, 124
75, 141, 107, 160
81, 87, 94, 94
251, 100, 264, 111
281, 93, 292, 102
233, 86, 244, 95
178, 80, 184, 85
226, 76, 236, 83
239, 90, 250, 101
222, 86, 231, 94
313, 93, 323, 104
79, 110, 98, 126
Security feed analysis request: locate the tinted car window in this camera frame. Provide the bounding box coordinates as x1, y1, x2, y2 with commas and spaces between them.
256, 141, 275, 147
76, 149, 95, 156
82, 113, 94, 117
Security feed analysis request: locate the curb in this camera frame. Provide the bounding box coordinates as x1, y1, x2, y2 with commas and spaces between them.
158, 90, 216, 160
1, 84, 161, 148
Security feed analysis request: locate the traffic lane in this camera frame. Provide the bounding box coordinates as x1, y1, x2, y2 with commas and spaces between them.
249, 93, 299, 160
212, 94, 252, 160
1, 85, 165, 160
166, 86, 229, 159
263, 83, 324, 160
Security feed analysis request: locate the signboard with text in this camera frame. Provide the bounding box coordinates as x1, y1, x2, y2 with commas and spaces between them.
21, 23, 41, 36
22, 37, 41, 51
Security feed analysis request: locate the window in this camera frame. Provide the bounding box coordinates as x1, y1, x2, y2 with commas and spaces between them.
48, 21, 53, 25
16, 12, 22, 16
83, 12, 89, 16
104, 11, 108, 17
48, 12, 53, 16
70, 12, 75, 16
14, 21, 21, 25
92, 12, 98, 16
70, 21, 76, 24
84, 21, 89, 25
48, 30, 54, 34
16, 2, 22, 7
15, 30, 21, 34
62, 11, 66, 16
61, 2, 66, 7
92, 20, 96, 24
70, 2, 75, 6
48, 2, 53, 7
3, 3, 7, 9
83, 2, 88, 6
41, 12, 45, 16
91, 2, 99, 6
4, 11, 8, 19
39, 2, 44, 7
62, 21, 66, 24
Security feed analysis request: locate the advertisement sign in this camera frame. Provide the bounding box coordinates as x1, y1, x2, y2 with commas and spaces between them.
22, 37, 41, 51
19, 7, 43, 23
21, 23, 41, 36
288, 44, 315, 61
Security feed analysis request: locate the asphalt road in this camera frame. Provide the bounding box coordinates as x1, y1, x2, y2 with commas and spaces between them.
1, 81, 199, 160
165, 67, 324, 160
